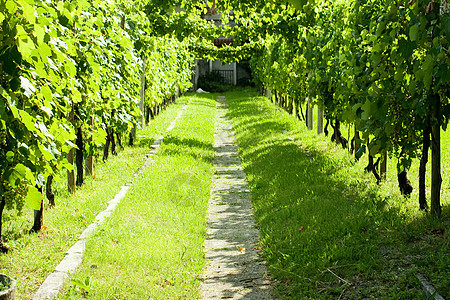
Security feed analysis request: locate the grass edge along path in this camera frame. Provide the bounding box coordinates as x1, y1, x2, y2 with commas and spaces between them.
225, 88, 449, 299
32, 100, 191, 299
201, 95, 273, 299
56, 94, 216, 299
0, 97, 189, 299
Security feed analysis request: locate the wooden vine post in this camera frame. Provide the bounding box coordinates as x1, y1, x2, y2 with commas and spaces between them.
85, 116, 94, 176
75, 105, 84, 186
380, 153, 387, 180
317, 107, 323, 134
266, 88, 272, 100
67, 103, 75, 193
307, 97, 313, 130
139, 58, 146, 128
354, 127, 360, 159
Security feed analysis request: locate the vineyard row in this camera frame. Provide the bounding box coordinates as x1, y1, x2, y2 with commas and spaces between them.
0, 0, 193, 252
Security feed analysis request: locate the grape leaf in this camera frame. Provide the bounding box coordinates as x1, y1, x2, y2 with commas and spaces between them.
19, 109, 36, 131
409, 24, 419, 42
287, 0, 308, 10
20, 76, 36, 98
26, 186, 43, 210
7, 164, 27, 186
398, 38, 416, 59
22, 1, 36, 24
6, 0, 17, 14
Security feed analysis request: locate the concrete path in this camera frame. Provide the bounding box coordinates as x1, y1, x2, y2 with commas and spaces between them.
201, 96, 273, 299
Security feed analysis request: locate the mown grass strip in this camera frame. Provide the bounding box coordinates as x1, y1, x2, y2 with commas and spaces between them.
0, 98, 189, 299
56, 94, 216, 299
225, 88, 449, 299
33, 100, 191, 300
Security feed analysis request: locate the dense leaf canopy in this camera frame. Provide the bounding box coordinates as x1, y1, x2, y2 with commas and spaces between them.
0, 0, 448, 214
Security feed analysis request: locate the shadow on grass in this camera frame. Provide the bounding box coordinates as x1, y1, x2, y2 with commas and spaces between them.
191, 96, 217, 108
137, 136, 155, 149
135, 94, 216, 150
161, 135, 215, 163
224, 91, 449, 299
155, 94, 217, 162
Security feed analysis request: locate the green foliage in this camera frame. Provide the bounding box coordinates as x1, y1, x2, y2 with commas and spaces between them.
144, 37, 193, 107
0, 275, 9, 292
225, 89, 449, 298
0, 0, 194, 215
0, 99, 187, 298
192, 41, 261, 63
69, 276, 93, 297
248, 0, 449, 175
197, 70, 233, 93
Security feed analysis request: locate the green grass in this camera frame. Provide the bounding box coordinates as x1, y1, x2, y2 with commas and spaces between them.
2, 88, 447, 299
56, 94, 216, 299
0, 97, 189, 299
225, 88, 449, 299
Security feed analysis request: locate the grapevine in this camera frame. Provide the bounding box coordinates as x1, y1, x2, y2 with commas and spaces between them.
0, 0, 196, 241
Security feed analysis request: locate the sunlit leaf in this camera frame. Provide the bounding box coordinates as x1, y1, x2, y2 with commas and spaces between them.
409, 24, 419, 42
19, 109, 36, 131
20, 76, 36, 98
26, 186, 43, 210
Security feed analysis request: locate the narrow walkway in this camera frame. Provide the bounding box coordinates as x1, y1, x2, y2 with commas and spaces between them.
201, 96, 273, 299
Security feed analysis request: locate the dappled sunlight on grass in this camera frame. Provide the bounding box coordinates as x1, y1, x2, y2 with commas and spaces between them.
225, 88, 449, 299
0, 98, 190, 299
56, 94, 216, 299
